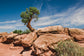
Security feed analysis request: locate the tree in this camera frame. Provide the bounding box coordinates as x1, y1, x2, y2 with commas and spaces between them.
20, 7, 40, 32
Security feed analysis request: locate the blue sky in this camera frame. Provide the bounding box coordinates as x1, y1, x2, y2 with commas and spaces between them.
0, 0, 84, 32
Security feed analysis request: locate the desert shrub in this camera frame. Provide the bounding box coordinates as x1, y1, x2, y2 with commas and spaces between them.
13, 30, 23, 34
55, 40, 84, 56
13, 29, 31, 34
22, 29, 31, 34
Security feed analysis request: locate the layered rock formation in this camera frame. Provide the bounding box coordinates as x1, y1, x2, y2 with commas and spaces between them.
0, 25, 84, 56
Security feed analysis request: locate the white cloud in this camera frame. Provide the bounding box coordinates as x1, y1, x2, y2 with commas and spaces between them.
0, 19, 24, 29
0, 25, 14, 29
0, 6, 84, 30
0, 20, 16, 24
32, 6, 84, 28
14, 20, 24, 27
70, 8, 84, 25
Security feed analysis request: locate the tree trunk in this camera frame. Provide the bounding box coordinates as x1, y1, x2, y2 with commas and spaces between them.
27, 17, 35, 32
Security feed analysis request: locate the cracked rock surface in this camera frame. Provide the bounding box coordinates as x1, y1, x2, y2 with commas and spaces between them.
0, 25, 84, 56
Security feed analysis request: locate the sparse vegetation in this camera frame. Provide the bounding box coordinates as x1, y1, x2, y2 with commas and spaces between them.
13, 29, 31, 34
13, 30, 23, 34
55, 40, 84, 56
22, 29, 31, 34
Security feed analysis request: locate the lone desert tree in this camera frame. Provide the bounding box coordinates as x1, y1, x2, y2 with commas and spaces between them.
20, 7, 40, 32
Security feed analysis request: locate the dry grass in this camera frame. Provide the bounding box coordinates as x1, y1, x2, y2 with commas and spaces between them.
55, 40, 84, 56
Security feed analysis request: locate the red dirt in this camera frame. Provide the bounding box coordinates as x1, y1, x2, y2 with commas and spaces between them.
0, 43, 23, 56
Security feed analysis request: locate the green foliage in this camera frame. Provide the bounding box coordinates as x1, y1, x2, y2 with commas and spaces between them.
55, 40, 84, 56
22, 29, 31, 34
13, 29, 31, 34
21, 19, 29, 25
20, 7, 40, 25
13, 30, 23, 34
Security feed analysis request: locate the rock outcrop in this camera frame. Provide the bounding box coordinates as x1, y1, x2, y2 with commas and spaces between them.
69, 28, 84, 41
0, 32, 8, 42
36, 25, 65, 35
69, 28, 84, 47
0, 25, 84, 56
21, 32, 37, 47
14, 34, 27, 46
33, 34, 71, 56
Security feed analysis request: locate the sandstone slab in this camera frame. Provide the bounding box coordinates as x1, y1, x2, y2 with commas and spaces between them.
21, 32, 37, 47
33, 34, 71, 55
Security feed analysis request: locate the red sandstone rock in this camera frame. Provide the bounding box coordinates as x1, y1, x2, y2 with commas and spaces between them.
7, 33, 18, 39
14, 34, 27, 40
36, 25, 65, 35
33, 34, 71, 55
2, 33, 18, 43
69, 28, 84, 35
0, 25, 84, 56
21, 32, 37, 47
0, 36, 7, 43
0, 32, 8, 36
74, 35, 84, 41
0, 32, 8, 43
69, 28, 84, 41
13, 34, 27, 45
37, 25, 64, 32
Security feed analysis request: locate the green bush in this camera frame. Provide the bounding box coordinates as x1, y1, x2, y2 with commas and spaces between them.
55, 40, 84, 56
22, 29, 31, 34
13, 29, 31, 34
13, 30, 23, 34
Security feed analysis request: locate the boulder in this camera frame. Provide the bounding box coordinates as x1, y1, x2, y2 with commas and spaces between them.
0, 36, 7, 43
14, 34, 27, 40
0, 32, 8, 43
73, 35, 84, 41
69, 28, 84, 41
36, 25, 65, 36
21, 32, 37, 47
69, 28, 84, 35
4, 33, 18, 43
13, 34, 27, 45
33, 34, 71, 55
7, 33, 18, 39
